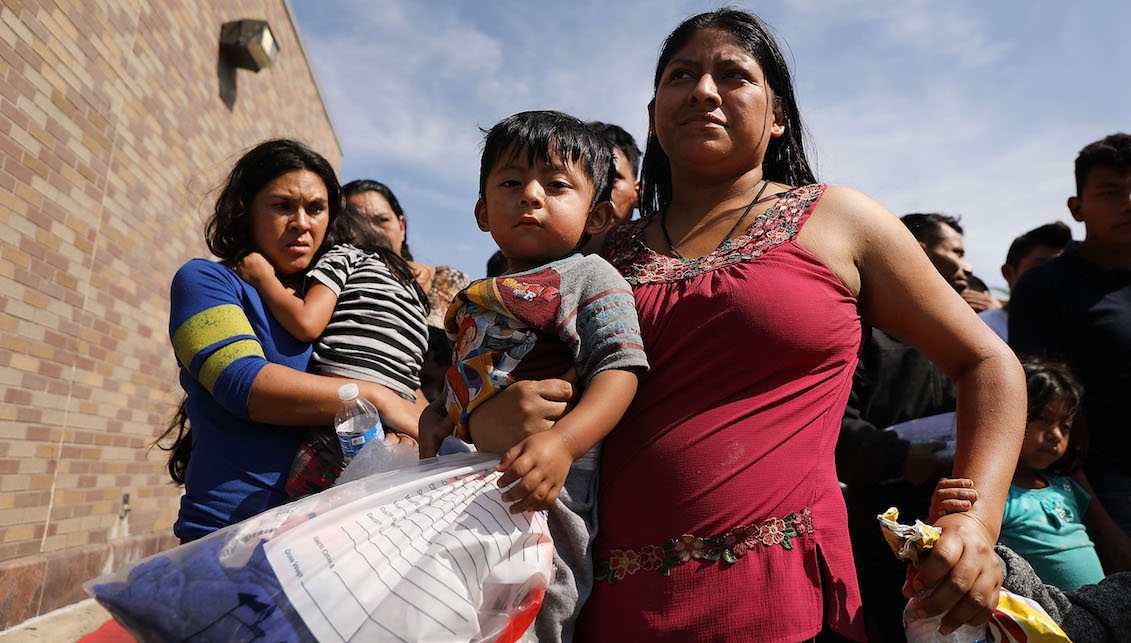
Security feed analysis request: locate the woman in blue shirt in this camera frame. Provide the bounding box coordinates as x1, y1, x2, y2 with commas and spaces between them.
160, 139, 424, 542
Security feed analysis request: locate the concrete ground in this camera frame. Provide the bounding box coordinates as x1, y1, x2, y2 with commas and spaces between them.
0, 600, 113, 642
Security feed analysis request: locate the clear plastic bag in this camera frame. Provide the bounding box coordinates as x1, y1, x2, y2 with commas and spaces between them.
85, 453, 553, 642
904, 592, 990, 643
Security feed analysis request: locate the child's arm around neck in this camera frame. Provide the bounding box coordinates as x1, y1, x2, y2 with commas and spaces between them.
235, 251, 337, 343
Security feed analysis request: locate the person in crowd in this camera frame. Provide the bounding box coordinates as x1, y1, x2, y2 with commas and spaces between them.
901, 213, 971, 292
965, 274, 1004, 310
160, 140, 422, 543
1010, 133, 1131, 538
341, 180, 473, 402
464, 10, 1025, 641
588, 121, 641, 223
902, 212, 1001, 313
419, 110, 648, 643
234, 206, 430, 497
979, 222, 1072, 341
966, 274, 992, 294
486, 249, 507, 277
995, 358, 1131, 589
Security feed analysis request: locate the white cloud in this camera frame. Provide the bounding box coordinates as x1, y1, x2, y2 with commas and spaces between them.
293, 0, 1127, 279
786, 0, 1009, 68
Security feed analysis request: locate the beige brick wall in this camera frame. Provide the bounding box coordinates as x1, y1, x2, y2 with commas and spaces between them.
0, 0, 340, 625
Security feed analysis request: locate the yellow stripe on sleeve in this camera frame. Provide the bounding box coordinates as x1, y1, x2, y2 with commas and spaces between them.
172, 304, 257, 370
198, 339, 265, 393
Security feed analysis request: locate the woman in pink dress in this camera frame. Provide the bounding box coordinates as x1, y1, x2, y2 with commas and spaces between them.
472, 9, 1026, 641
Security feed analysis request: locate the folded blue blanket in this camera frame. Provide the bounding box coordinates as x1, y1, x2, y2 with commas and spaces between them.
93, 539, 313, 642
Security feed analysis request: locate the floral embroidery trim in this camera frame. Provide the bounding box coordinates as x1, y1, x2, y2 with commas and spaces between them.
604, 183, 826, 286
594, 508, 814, 585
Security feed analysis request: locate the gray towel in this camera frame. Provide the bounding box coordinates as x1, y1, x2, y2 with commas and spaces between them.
534, 465, 598, 643
997, 544, 1131, 642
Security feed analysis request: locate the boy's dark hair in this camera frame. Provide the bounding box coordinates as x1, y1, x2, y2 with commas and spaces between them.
640, 8, 815, 216
325, 206, 428, 306
479, 110, 614, 207
588, 121, 641, 178
900, 213, 964, 245
967, 274, 989, 293
1020, 356, 1087, 474
341, 179, 415, 261
1005, 222, 1072, 267
486, 250, 508, 278
1075, 133, 1131, 196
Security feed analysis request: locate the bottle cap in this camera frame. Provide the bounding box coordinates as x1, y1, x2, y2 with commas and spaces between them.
338, 382, 360, 401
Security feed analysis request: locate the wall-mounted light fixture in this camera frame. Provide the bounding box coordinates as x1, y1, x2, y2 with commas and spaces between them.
220, 19, 279, 72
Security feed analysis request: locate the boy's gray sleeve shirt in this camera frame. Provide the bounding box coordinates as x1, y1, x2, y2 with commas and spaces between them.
556, 254, 648, 385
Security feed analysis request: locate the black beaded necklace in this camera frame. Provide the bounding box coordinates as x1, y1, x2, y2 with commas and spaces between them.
661, 179, 770, 261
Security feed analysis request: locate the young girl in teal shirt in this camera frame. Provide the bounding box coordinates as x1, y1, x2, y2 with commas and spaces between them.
997, 359, 1104, 590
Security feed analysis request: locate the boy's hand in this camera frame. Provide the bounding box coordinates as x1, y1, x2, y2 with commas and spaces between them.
928, 477, 978, 523
235, 252, 274, 286
417, 402, 453, 459
496, 431, 574, 513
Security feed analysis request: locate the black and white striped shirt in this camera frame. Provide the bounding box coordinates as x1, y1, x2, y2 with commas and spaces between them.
307, 244, 428, 400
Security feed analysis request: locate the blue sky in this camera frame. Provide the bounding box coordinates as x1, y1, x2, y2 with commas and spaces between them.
291, 0, 1130, 287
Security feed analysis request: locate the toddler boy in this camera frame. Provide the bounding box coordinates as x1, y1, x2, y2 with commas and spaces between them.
419, 110, 647, 642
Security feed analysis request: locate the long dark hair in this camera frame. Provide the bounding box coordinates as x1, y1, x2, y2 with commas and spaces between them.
205, 139, 342, 266
640, 8, 816, 216
158, 139, 341, 485
326, 206, 428, 307
1021, 356, 1087, 474
341, 179, 415, 261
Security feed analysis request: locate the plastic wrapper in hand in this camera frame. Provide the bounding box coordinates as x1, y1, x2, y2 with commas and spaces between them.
84, 453, 553, 642
878, 506, 940, 565
878, 507, 1072, 643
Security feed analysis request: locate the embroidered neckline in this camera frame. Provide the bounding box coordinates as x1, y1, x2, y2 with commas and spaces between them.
594, 507, 814, 585
605, 183, 826, 286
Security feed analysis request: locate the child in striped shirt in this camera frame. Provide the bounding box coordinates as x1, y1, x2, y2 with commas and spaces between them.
236, 206, 429, 496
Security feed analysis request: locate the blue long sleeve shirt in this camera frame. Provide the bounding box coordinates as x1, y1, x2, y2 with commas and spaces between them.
169, 259, 312, 540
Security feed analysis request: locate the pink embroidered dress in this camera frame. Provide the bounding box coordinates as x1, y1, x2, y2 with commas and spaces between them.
577, 184, 865, 641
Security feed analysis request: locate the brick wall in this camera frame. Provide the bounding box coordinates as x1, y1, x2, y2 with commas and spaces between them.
0, 0, 340, 628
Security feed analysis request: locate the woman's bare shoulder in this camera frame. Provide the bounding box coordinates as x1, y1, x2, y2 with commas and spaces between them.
813, 185, 896, 228
800, 185, 907, 296
810, 185, 910, 254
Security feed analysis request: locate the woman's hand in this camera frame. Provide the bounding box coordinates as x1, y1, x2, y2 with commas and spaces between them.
418, 401, 454, 458
384, 432, 418, 447
905, 511, 1002, 634
234, 252, 275, 287
467, 370, 579, 455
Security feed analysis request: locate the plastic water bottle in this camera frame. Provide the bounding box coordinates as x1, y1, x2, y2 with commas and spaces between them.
904, 594, 990, 643
334, 383, 383, 463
